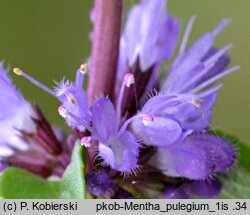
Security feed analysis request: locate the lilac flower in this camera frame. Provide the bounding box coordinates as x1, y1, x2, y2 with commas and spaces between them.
64, 73, 140, 173
90, 98, 139, 173
55, 64, 90, 132
161, 17, 239, 95
56, 73, 140, 173
131, 93, 214, 147
116, 0, 179, 115
6, 0, 239, 199
120, 0, 179, 71
126, 13, 238, 184
0, 63, 36, 157
13, 65, 90, 132
150, 134, 236, 180
0, 64, 69, 177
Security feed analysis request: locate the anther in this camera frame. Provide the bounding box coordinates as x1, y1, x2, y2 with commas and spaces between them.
13, 68, 23, 76
80, 64, 88, 74
58, 106, 68, 118
142, 114, 154, 126
80, 136, 92, 147
192, 99, 201, 108
66, 92, 77, 105
123, 73, 135, 87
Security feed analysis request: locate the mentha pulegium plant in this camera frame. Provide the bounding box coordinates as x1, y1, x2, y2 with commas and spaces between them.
0, 0, 240, 198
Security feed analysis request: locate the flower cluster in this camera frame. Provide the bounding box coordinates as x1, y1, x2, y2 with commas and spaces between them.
0, 0, 239, 198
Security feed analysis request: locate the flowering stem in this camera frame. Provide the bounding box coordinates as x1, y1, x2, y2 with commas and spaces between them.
87, 0, 123, 172
88, 0, 123, 104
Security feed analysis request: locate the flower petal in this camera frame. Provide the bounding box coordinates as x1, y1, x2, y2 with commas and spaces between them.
188, 178, 222, 198
98, 131, 139, 172
132, 116, 182, 147
151, 137, 213, 180
191, 135, 236, 172
92, 97, 118, 141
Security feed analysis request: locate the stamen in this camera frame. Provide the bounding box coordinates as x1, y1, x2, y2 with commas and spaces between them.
66, 92, 77, 105
204, 44, 233, 67
80, 136, 92, 148
80, 64, 88, 74
123, 73, 135, 87
179, 15, 196, 54
142, 114, 154, 126
117, 73, 135, 125
13, 67, 54, 96
190, 66, 240, 93
197, 84, 223, 98
212, 19, 231, 37
191, 99, 201, 108
178, 62, 214, 93
13, 67, 23, 75
75, 64, 87, 88
65, 109, 94, 133
58, 106, 68, 118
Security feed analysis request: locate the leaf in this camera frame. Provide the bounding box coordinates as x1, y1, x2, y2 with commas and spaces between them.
220, 166, 250, 199
209, 129, 250, 170
0, 168, 60, 199
60, 141, 87, 199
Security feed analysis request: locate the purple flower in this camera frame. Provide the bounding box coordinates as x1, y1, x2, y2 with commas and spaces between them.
7, 0, 239, 199
13, 65, 90, 132
87, 73, 142, 173
131, 91, 218, 147
150, 134, 236, 180
1, 64, 70, 177
120, 0, 179, 72
115, 0, 179, 114
161, 17, 239, 95
90, 97, 139, 173
54, 65, 90, 132
0, 63, 36, 157
58, 73, 140, 173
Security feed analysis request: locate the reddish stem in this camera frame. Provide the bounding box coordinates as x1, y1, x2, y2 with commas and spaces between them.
88, 0, 123, 104
87, 0, 123, 171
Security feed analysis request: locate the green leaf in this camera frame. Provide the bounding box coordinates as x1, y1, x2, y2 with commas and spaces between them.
60, 141, 87, 199
209, 130, 250, 170
0, 141, 87, 199
220, 166, 250, 199
0, 168, 61, 199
